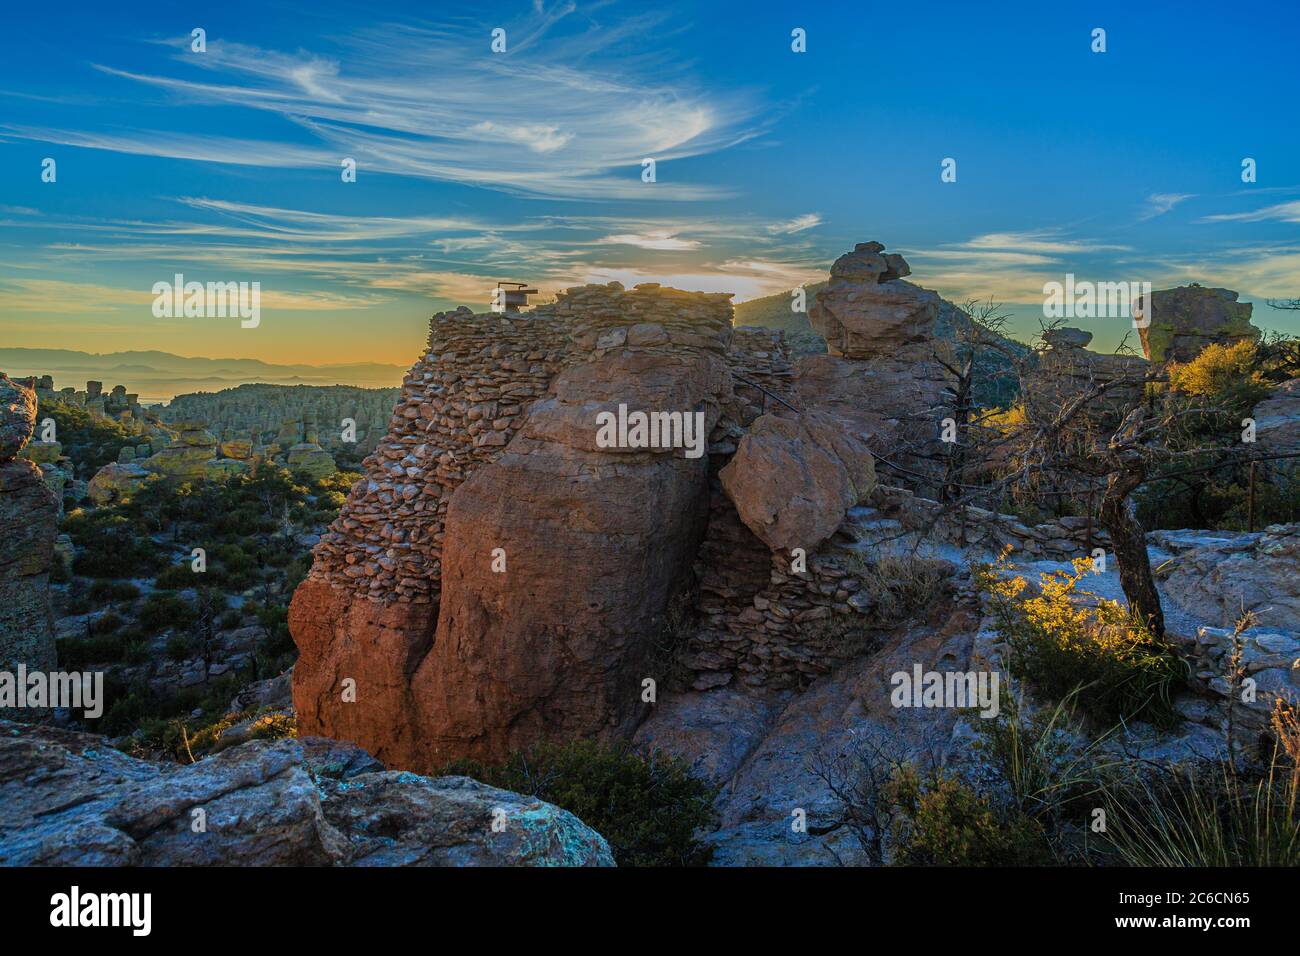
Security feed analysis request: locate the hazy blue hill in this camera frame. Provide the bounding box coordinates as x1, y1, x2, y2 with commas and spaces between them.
0, 347, 406, 402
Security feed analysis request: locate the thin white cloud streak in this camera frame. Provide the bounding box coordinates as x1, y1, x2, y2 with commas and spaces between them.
10, 11, 768, 200
1139, 192, 1195, 220
1202, 200, 1300, 224
766, 213, 822, 235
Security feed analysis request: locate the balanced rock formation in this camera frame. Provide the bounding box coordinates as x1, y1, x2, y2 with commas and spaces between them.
143, 421, 218, 478
285, 440, 338, 479
0, 375, 58, 682
719, 411, 876, 552
808, 241, 935, 357
801, 241, 954, 489
1140, 284, 1259, 364
0, 721, 613, 866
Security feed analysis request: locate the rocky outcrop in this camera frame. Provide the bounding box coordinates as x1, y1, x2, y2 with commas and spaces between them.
293, 283, 735, 768
142, 421, 218, 478
0, 721, 613, 866
86, 461, 153, 505
160, 383, 398, 457
1140, 285, 1259, 364
0, 375, 57, 683
1251, 378, 1300, 454
800, 242, 954, 490
1, 376, 38, 460
719, 411, 876, 552
1155, 524, 1300, 632
1026, 327, 1147, 428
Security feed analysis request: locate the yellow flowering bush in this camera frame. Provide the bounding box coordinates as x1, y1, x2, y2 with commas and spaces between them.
976, 553, 1185, 728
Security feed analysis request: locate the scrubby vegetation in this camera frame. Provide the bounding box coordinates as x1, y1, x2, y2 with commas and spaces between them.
51, 462, 358, 752
442, 740, 719, 867
976, 554, 1185, 728
37, 396, 139, 476
886, 763, 1052, 866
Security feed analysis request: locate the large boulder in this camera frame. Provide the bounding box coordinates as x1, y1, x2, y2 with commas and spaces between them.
0, 722, 614, 866
719, 411, 876, 552
87, 461, 152, 505
293, 333, 731, 769
1140, 285, 1258, 364
285, 441, 337, 479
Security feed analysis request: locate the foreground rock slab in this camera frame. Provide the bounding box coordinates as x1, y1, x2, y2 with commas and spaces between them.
0, 722, 614, 866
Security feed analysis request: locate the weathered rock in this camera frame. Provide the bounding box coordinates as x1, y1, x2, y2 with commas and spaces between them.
293, 284, 734, 769
0, 374, 37, 461
808, 242, 939, 359
0, 459, 58, 679
285, 441, 337, 479
1159, 523, 1300, 630
1042, 327, 1093, 349
719, 411, 876, 552
1251, 378, 1300, 454
0, 721, 614, 866
219, 439, 253, 460
87, 461, 152, 505
1140, 285, 1258, 364
143, 424, 218, 478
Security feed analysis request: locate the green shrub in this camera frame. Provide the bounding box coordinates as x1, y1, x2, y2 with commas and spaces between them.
153, 562, 198, 591
89, 580, 141, 604
63, 510, 163, 579
139, 591, 196, 632
887, 764, 1052, 866
165, 634, 195, 662
443, 740, 718, 867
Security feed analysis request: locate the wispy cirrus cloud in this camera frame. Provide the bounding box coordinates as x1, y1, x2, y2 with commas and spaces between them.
1202, 199, 1300, 224
1139, 192, 1196, 220
766, 213, 822, 235
4, 9, 767, 201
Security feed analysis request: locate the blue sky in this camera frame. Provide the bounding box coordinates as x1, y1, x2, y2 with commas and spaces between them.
1, 0, 1298, 365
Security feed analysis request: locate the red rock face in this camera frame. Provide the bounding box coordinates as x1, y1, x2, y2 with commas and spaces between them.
291, 285, 735, 771
417, 419, 714, 765
289, 579, 434, 767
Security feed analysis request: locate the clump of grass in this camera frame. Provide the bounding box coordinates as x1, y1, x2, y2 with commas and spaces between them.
844, 554, 949, 627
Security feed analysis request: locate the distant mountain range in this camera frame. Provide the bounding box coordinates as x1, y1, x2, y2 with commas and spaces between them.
0, 348, 406, 403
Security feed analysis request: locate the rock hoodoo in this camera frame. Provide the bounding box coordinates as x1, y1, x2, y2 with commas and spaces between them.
1140, 284, 1259, 364
0, 375, 58, 687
